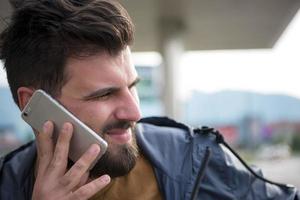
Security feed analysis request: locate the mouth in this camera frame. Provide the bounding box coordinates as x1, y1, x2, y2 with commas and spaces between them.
106, 128, 132, 144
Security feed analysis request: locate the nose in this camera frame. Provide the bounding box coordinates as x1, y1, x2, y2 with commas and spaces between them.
114, 89, 141, 122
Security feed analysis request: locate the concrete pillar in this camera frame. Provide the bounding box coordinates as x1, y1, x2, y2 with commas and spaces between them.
159, 18, 185, 119
156, 0, 186, 119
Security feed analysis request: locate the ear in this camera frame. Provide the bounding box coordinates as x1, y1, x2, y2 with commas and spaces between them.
17, 87, 34, 110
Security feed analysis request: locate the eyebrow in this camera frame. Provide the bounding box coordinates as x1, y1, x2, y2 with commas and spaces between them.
82, 77, 140, 100
129, 77, 140, 88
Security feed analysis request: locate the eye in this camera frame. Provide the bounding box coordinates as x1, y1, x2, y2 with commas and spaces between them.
93, 92, 112, 101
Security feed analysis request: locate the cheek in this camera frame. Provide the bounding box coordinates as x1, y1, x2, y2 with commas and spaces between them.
63, 101, 110, 127
80, 102, 115, 127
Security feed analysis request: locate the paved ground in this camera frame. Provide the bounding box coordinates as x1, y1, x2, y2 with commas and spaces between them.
252, 156, 300, 189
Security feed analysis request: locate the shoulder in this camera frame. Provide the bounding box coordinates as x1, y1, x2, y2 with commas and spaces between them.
137, 117, 300, 199
136, 117, 217, 179
0, 141, 36, 171
0, 141, 36, 190
137, 117, 193, 143
136, 116, 217, 151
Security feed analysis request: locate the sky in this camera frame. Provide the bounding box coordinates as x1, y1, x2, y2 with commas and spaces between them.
179, 10, 300, 99
1, 10, 300, 99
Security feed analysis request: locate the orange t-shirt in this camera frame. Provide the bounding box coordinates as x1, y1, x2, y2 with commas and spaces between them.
90, 154, 163, 200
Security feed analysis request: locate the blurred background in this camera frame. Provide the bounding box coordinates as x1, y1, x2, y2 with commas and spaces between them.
1, 0, 300, 187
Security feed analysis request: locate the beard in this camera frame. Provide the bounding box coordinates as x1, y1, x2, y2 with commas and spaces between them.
89, 121, 139, 179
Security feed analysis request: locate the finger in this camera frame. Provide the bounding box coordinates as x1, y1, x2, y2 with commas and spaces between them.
48, 122, 73, 176
36, 121, 54, 176
61, 144, 100, 189
73, 172, 89, 192
71, 175, 111, 200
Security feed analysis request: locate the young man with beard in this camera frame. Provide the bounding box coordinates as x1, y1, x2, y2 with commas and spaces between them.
0, 0, 299, 200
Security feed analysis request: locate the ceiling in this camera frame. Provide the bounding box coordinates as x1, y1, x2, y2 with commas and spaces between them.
1, 0, 300, 51
123, 0, 300, 51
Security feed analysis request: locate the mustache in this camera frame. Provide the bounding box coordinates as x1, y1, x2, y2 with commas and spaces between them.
102, 121, 135, 133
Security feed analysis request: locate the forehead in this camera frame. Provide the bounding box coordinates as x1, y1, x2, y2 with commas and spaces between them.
62, 48, 137, 95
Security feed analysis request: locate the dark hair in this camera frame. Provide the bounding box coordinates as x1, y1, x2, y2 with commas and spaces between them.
0, 0, 134, 105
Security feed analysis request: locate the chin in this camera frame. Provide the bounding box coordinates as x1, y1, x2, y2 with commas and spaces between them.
89, 133, 139, 179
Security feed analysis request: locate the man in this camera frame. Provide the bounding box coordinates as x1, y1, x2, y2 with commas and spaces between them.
0, 0, 299, 199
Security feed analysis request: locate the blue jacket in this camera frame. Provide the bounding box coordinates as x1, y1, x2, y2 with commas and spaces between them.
1, 117, 299, 199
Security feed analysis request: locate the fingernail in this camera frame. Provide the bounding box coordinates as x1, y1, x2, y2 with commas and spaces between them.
88, 144, 100, 155
101, 175, 110, 183
62, 123, 70, 132
43, 121, 51, 132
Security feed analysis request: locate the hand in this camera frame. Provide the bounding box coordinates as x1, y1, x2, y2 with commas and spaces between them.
32, 121, 110, 200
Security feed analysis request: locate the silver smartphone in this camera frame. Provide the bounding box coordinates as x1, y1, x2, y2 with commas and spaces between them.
21, 89, 107, 167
